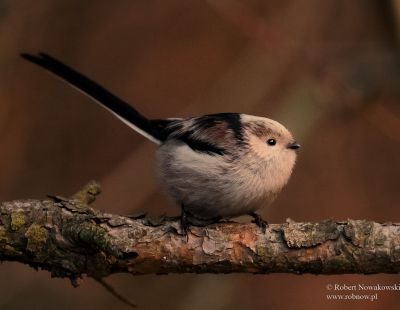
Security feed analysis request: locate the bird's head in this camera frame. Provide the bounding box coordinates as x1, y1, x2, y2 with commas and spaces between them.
240, 114, 299, 188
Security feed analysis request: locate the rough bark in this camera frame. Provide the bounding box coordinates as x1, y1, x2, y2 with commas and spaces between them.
1, 182, 399, 281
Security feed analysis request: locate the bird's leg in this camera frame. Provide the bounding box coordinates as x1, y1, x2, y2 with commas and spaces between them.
179, 206, 222, 235
248, 212, 268, 232
180, 205, 191, 236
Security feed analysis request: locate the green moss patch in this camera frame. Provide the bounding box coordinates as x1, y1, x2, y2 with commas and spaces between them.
0, 226, 7, 243
11, 212, 26, 231
25, 224, 48, 252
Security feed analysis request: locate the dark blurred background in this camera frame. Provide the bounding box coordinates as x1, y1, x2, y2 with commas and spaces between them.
1, 0, 400, 309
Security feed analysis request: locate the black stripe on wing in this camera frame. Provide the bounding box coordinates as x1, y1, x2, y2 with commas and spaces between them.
21, 52, 163, 142
178, 130, 226, 155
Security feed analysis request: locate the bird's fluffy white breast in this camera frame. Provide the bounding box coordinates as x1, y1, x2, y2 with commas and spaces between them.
156, 139, 292, 219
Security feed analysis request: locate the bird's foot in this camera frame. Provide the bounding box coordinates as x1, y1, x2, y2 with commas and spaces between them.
248, 212, 268, 232
180, 209, 191, 237
179, 207, 222, 239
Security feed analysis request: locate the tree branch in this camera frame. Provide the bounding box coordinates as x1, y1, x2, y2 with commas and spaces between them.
1, 181, 399, 279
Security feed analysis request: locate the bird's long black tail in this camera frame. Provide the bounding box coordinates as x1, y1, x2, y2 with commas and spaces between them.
20, 52, 163, 144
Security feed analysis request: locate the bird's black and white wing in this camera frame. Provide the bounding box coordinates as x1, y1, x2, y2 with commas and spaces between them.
153, 113, 245, 156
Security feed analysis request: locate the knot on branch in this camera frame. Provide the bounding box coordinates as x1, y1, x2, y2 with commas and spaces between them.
282, 218, 340, 248
62, 219, 118, 256
72, 180, 102, 205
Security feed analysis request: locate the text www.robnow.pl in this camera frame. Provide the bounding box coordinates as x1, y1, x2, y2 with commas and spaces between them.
326, 293, 378, 301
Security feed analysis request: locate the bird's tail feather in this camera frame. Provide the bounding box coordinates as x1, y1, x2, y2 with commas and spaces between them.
20, 52, 162, 144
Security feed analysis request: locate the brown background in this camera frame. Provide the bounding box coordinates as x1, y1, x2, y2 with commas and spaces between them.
1, 0, 400, 309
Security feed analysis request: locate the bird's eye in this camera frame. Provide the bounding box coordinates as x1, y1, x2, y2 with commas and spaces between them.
267, 139, 276, 146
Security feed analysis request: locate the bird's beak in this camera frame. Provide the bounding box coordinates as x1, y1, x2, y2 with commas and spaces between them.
287, 142, 300, 150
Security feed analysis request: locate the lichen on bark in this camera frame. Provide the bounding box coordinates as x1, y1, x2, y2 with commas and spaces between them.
25, 224, 48, 252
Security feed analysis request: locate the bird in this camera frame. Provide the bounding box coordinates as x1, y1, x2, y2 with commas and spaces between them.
20, 52, 300, 232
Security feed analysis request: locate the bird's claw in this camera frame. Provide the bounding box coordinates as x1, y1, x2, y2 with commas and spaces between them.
248, 212, 268, 232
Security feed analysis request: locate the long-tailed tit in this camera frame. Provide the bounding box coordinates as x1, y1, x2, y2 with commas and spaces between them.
21, 53, 300, 232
